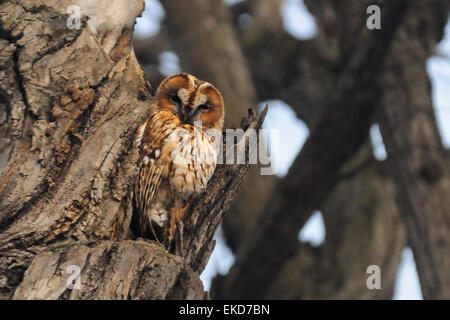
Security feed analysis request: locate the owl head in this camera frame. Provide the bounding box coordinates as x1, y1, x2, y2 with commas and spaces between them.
153, 73, 225, 131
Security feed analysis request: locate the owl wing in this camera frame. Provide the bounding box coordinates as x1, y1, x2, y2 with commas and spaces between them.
133, 113, 181, 236
135, 158, 163, 217
133, 165, 164, 238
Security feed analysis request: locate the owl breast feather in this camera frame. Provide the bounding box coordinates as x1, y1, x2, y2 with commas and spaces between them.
167, 126, 218, 199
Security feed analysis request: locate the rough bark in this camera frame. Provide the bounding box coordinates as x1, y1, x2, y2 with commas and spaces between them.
0, 0, 263, 300
12, 240, 205, 300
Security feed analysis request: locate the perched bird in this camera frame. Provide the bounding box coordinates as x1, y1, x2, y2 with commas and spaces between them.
132, 73, 224, 254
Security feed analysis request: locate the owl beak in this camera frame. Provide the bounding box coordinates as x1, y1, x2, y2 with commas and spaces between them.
181, 105, 194, 124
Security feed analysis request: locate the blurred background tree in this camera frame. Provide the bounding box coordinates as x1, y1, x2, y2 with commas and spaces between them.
133, 0, 450, 299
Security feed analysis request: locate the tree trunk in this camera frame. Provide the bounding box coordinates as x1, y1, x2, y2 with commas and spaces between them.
376, 0, 450, 299
0, 0, 262, 300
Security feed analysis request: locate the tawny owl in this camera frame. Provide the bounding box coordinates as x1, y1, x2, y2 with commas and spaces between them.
132, 73, 224, 253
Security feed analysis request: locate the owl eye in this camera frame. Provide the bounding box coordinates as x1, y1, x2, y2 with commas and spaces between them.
170, 94, 181, 104
198, 104, 211, 111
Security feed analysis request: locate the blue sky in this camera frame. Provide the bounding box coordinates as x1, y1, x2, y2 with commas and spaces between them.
135, 0, 450, 300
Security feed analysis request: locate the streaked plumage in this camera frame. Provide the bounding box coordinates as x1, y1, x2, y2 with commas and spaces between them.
132, 73, 224, 253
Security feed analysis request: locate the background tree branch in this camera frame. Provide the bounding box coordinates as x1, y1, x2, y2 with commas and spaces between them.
212, 0, 411, 299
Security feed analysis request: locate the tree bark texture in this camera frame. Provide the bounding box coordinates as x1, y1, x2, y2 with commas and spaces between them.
0, 0, 263, 299
2, 0, 450, 300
